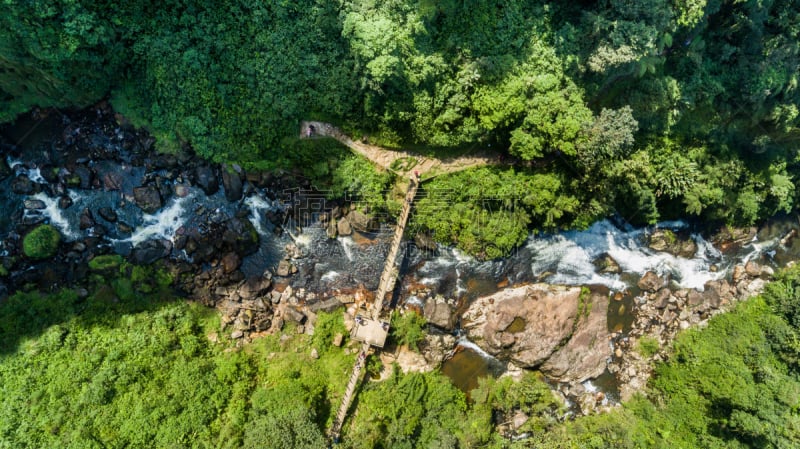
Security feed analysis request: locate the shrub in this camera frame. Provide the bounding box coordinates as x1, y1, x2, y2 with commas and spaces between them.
637, 335, 660, 357
22, 225, 61, 260
390, 310, 427, 352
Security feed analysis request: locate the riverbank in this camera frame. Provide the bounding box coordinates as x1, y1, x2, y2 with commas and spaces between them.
2, 104, 799, 443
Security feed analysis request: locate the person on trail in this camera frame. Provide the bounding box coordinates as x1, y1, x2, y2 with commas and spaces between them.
413, 170, 420, 181
307, 124, 315, 137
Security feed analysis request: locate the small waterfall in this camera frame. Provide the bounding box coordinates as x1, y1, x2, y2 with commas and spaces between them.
128, 193, 194, 246
741, 235, 778, 265
320, 270, 341, 283
7, 157, 47, 184
456, 337, 498, 361
244, 194, 279, 236
525, 220, 725, 291
27, 192, 80, 240
339, 236, 356, 261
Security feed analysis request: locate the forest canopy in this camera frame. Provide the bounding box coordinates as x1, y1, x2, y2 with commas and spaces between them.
1, 0, 799, 252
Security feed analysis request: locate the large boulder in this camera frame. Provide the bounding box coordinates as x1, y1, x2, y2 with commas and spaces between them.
130, 239, 172, 264
326, 219, 338, 239
133, 186, 162, 213
423, 295, 456, 331
637, 271, 663, 292
648, 229, 697, 258
347, 209, 376, 232
97, 207, 117, 223
462, 284, 582, 367
336, 217, 352, 236
79, 208, 95, 230
221, 217, 259, 256
11, 175, 37, 195
592, 253, 621, 274
73, 165, 93, 189
414, 232, 438, 253
540, 290, 611, 383
195, 165, 219, 196
221, 164, 243, 202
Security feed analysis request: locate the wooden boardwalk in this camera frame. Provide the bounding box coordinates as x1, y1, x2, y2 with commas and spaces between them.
328, 177, 420, 443
300, 120, 498, 179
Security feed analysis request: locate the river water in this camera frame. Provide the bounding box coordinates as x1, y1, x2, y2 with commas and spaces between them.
2, 111, 796, 400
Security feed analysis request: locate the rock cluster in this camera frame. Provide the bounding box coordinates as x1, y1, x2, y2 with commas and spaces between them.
321, 204, 379, 239
611, 263, 774, 401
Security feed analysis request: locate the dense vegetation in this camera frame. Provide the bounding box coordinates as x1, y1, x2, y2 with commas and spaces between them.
505, 265, 800, 449
3, 263, 800, 447
2, 0, 799, 254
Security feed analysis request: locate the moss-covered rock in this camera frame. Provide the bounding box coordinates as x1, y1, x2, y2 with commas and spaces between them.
22, 225, 61, 260
88, 254, 124, 272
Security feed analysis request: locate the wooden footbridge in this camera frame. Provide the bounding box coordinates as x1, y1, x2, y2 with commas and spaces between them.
328, 176, 420, 443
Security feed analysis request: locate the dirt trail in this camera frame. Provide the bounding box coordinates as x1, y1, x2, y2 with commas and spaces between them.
300, 121, 499, 179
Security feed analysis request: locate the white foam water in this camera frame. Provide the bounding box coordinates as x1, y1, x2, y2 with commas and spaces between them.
339, 236, 356, 261
287, 228, 313, 248
128, 193, 194, 246
27, 192, 80, 240
7, 158, 48, 184
457, 337, 499, 361
526, 220, 726, 291
321, 270, 341, 283
244, 195, 277, 236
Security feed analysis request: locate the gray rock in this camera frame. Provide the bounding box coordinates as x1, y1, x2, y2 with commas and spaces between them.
637, 271, 663, 292
414, 232, 438, 252
58, 195, 73, 209
221, 252, 241, 274
463, 284, 582, 367
97, 207, 117, 222
131, 239, 172, 264
79, 208, 95, 230
195, 166, 219, 195
593, 253, 621, 274
732, 265, 746, 283
423, 295, 456, 331
277, 259, 292, 277
541, 290, 612, 383
744, 261, 761, 277
653, 288, 671, 309
284, 307, 306, 323
336, 217, 352, 236
23, 199, 46, 210
101, 171, 123, 191
326, 219, 337, 239
133, 186, 162, 213
648, 229, 697, 258
686, 290, 704, 308
73, 165, 93, 189
347, 209, 376, 232
309, 297, 343, 313
174, 184, 190, 198
221, 164, 243, 202
11, 175, 36, 195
